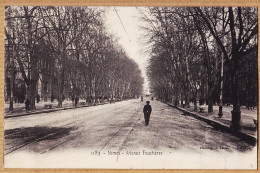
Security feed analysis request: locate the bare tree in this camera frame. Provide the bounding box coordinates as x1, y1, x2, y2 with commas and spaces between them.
194, 7, 258, 129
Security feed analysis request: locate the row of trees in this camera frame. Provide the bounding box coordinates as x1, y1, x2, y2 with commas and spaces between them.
142, 7, 258, 129
5, 6, 144, 111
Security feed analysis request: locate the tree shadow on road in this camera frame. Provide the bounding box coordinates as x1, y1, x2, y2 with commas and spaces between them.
4, 126, 75, 153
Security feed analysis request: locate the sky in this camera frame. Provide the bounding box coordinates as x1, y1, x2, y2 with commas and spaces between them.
104, 7, 150, 93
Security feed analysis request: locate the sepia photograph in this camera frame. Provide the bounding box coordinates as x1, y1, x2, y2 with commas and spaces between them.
3, 6, 258, 169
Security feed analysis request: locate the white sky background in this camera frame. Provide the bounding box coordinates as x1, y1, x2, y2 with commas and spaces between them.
104, 7, 150, 93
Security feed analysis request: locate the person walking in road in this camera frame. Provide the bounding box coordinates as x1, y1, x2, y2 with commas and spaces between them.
143, 101, 152, 126
25, 98, 31, 112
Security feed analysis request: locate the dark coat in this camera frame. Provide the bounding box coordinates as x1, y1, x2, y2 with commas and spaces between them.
25, 99, 31, 106
143, 105, 152, 114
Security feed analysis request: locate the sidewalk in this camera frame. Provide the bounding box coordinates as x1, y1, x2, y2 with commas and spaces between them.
164, 101, 257, 144
4, 99, 109, 119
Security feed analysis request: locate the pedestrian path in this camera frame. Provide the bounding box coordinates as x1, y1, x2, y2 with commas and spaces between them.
4, 99, 107, 118
165, 102, 257, 139
196, 103, 257, 136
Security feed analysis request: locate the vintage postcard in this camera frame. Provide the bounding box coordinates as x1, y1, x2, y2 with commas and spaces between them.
2, 4, 258, 170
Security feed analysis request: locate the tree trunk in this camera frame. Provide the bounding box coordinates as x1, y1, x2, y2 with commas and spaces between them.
175, 89, 179, 106
207, 79, 213, 113
208, 99, 213, 113
9, 75, 14, 112
230, 65, 241, 130
194, 90, 198, 111
218, 52, 224, 117
185, 91, 190, 108
102, 94, 104, 103
57, 68, 64, 108
30, 54, 38, 110
27, 80, 36, 110
8, 38, 14, 112
185, 57, 191, 108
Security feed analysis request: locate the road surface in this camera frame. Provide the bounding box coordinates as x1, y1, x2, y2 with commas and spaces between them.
4, 99, 257, 168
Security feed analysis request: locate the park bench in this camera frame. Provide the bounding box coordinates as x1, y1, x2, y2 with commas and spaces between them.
44, 104, 53, 109
115, 98, 121, 102
80, 102, 86, 105
247, 105, 255, 110
110, 99, 115, 104
199, 107, 205, 113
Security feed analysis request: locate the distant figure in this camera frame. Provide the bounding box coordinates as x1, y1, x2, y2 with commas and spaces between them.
25, 98, 31, 112
141, 96, 143, 102
86, 96, 89, 104
72, 95, 75, 103
91, 96, 94, 104
247, 98, 255, 110
143, 101, 152, 126
151, 96, 154, 101
21, 94, 25, 103
51, 94, 55, 103
75, 96, 79, 107
110, 97, 115, 104
36, 94, 40, 103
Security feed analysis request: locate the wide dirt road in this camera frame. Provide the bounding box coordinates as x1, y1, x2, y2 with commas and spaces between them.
4, 98, 256, 168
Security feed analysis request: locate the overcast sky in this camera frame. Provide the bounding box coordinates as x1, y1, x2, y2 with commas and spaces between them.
105, 7, 150, 92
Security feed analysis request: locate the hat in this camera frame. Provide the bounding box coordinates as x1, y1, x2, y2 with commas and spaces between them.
146, 101, 150, 104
